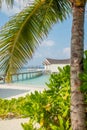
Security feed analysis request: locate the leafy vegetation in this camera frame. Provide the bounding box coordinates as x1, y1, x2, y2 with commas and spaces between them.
0, 0, 87, 129
0, 52, 87, 129
22, 65, 71, 130
21, 52, 87, 129
0, 0, 71, 80
80, 50, 87, 92
0, 65, 71, 129
0, 97, 26, 119
79, 50, 87, 108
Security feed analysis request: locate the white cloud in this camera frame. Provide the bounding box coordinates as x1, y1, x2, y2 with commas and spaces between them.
63, 47, 70, 57
41, 40, 55, 47
1, 1, 20, 16
34, 52, 42, 58
1, 0, 34, 16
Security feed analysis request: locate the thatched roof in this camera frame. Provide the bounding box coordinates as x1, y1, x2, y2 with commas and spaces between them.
43, 58, 70, 65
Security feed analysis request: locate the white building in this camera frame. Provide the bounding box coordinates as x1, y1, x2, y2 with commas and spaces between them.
43, 58, 70, 73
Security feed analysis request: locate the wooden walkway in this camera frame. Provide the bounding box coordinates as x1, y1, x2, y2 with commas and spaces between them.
0, 70, 44, 83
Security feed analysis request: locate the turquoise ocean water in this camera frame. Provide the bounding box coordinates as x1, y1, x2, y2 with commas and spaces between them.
0, 74, 50, 98
13, 74, 50, 86
0, 89, 29, 98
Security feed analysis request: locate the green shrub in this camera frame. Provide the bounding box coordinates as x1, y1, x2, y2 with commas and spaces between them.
0, 96, 30, 119
1, 53, 87, 129
79, 50, 87, 107
80, 51, 87, 92
1, 51, 87, 129
22, 65, 71, 130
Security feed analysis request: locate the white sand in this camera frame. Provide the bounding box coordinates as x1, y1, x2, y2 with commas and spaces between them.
0, 118, 29, 130
0, 83, 48, 130
0, 83, 48, 99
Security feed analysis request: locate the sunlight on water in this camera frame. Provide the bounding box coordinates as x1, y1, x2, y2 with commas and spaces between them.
0, 89, 28, 98
0, 74, 50, 98
13, 74, 50, 86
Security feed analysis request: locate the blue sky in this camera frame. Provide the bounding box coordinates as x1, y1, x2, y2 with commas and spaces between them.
0, 0, 87, 67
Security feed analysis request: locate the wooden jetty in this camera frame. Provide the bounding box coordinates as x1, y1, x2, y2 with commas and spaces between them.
0, 70, 44, 83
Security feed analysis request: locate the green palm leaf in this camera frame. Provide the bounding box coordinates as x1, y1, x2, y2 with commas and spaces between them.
0, 0, 71, 82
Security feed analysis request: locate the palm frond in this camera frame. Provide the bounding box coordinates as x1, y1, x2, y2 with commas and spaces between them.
0, 0, 71, 80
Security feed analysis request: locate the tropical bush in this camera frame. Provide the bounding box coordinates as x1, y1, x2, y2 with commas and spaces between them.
0, 65, 71, 129
80, 51, 87, 92
79, 50, 87, 112
0, 51, 87, 129
22, 65, 71, 130
22, 50, 87, 130
0, 97, 26, 119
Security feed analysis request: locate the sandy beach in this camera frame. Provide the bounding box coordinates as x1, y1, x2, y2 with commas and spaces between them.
0, 118, 29, 130
0, 83, 48, 130
0, 83, 48, 99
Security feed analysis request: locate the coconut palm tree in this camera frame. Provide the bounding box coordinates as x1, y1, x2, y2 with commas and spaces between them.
0, 0, 87, 129
0, 0, 71, 81
70, 0, 86, 129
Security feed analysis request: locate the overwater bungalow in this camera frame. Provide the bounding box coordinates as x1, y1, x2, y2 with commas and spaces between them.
43, 58, 70, 73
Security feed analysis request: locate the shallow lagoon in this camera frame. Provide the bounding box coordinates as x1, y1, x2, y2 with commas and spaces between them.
13, 74, 50, 86
0, 74, 50, 99
0, 89, 29, 98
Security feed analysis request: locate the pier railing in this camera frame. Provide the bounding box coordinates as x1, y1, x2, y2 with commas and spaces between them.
0, 70, 44, 83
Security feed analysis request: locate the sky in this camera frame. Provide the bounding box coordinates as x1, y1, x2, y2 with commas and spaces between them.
0, 0, 87, 67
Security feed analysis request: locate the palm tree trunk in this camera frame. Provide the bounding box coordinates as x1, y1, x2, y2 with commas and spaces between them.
70, 4, 86, 130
